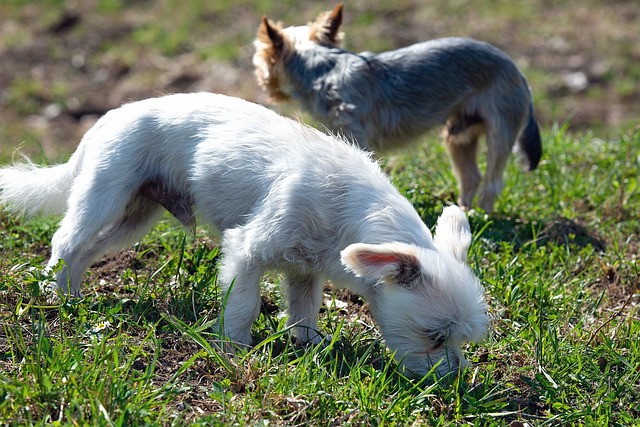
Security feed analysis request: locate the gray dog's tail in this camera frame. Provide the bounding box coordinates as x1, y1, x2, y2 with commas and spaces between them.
517, 105, 542, 171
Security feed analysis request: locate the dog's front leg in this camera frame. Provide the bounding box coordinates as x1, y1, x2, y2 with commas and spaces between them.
218, 262, 263, 347
217, 226, 265, 347
282, 271, 324, 344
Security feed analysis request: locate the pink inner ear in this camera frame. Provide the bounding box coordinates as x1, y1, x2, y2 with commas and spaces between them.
359, 252, 399, 266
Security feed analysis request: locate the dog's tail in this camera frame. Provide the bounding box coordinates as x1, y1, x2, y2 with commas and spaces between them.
516, 104, 542, 171
0, 152, 81, 217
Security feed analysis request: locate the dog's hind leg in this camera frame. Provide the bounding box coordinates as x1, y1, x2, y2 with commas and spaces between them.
49, 194, 165, 296
282, 271, 324, 344
444, 115, 484, 210
47, 172, 170, 296
477, 117, 520, 213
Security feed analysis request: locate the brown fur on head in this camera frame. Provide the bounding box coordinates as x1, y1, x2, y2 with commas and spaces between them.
253, 5, 345, 102
253, 17, 293, 102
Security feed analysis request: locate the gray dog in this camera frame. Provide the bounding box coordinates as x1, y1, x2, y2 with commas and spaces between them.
254, 4, 542, 213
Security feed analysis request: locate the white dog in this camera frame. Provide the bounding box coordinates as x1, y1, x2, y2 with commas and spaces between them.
0, 92, 488, 377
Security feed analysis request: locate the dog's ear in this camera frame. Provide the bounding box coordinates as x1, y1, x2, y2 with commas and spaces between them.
326, 3, 344, 39
341, 242, 423, 287
433, 205, 472, 263
312, 3, 344, 47
259, 16, 285, 56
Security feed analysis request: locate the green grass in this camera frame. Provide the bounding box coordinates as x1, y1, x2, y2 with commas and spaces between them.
1, 126, 639, 426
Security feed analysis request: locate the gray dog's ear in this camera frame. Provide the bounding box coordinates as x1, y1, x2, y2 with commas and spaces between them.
311, 3, 344, 47
341, 242, 423, 286
433, 205, 472, 263
259, 16, 285, 55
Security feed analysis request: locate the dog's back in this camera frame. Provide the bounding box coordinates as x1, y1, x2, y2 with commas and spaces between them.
322, 38, 530, 146
363, 37, 521, 102
0, 92, 425, 291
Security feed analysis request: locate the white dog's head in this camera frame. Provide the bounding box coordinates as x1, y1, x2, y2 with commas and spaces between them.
341, 206, 489, 378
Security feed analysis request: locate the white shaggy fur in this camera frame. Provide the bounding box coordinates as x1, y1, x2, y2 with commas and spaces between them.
0, 92, 488, 377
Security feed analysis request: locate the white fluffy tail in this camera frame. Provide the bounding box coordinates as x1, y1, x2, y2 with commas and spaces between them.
0, 156, 79, 217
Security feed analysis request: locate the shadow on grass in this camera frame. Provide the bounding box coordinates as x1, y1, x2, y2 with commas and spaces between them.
472, 213, 606, 252
412, 194, 606, 252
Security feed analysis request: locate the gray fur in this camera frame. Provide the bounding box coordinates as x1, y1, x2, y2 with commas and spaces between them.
254, 7, 542, 212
